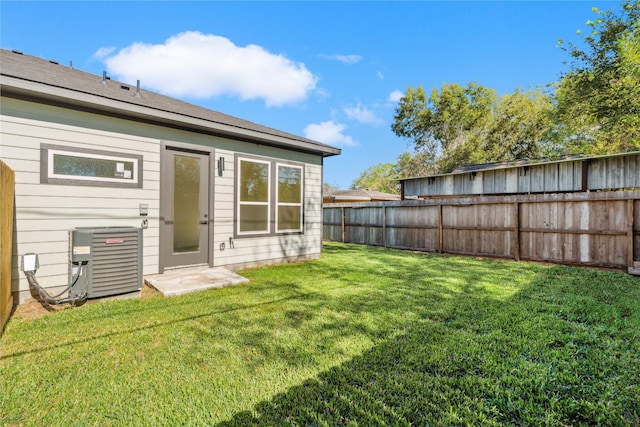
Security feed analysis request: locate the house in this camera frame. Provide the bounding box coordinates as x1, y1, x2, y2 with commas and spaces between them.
0, 49, 340, 303
323, 189, 401, 204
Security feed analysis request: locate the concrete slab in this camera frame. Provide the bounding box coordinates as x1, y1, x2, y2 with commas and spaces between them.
145, 266, 250, 297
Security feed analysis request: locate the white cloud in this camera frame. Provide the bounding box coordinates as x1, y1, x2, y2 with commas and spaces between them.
93, 46, 116, 59
319, 53, 362, 64
388, 90, 404, 102
315, 87, 331, 101
343, 103, 382, 125
96, 31, 317, 107
303, 121, 357, 146
377, 71, 384, 80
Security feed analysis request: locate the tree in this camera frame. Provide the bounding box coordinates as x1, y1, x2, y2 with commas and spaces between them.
392, 83, 555, 173
350, 163, 399, 194
555, 1, 640, 154
620, 26, 640, 78
395, 149, 437, 179
350, 150, 434, 195
485, 89, 556, 160
392, 83, 497, 173
322, 182, 341, 194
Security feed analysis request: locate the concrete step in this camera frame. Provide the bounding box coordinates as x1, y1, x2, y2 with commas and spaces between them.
145, 266, 249, 297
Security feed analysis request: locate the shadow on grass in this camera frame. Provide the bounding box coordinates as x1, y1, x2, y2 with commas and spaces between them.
0, 290, 325, 360
2, 243, 638, 425
216, 246, 640, 426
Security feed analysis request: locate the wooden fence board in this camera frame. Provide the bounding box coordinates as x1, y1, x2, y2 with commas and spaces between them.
324, 190, 640, 272
322, 207, 343, 242
634, 200, 640, 263
1, 160, 15, 335
402, 153, 639, 198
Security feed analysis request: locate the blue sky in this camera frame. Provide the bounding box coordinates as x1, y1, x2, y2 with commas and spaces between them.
1, 1, 621, 189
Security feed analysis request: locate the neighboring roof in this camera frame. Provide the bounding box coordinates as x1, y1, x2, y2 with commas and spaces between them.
323, 189, 401, 203
0, 49, 341, 158
399, 151, 640, 181
451, 154, 587, 174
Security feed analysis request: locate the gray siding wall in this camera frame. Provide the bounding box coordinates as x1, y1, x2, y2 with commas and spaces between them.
1, 97, 324, 302
1, 102, 160, 302
211, 148, 323, 270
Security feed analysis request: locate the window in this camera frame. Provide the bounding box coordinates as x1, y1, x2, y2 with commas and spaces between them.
276, 164, 303, 232
237, 158, 271, 235
41, 144, 142, 188
236, 156, 304, 237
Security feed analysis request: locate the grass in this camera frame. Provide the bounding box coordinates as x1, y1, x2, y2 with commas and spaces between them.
1, 242, 639, 426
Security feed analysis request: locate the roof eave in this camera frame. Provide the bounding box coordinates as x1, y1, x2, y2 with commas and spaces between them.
1, 75, 342, 158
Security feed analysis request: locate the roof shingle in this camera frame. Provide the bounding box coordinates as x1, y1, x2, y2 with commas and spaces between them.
0, 49, 340, 157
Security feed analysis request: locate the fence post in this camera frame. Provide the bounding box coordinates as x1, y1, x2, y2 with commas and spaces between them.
383, 206, 387, 248
438, 204, 443, 254
513, 202, 520, 261
628, 199, 635, 268
341, 207, 345, 243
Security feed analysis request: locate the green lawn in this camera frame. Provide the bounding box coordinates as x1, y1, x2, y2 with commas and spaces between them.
1, 242, 639, 426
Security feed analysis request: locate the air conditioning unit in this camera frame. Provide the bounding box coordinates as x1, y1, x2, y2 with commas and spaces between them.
69, 227, 143, 298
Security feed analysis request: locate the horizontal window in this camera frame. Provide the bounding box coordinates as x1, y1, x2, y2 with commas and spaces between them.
41, 144, 143, 188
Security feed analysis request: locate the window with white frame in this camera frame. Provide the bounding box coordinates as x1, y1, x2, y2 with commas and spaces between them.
237, 158, 271, 235
236, 156, 304, 237
276, 164, 303, 232
41, 144, 142, 188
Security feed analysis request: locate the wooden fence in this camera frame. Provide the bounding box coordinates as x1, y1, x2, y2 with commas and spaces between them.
324, 190, 640, 274
401, 152, 640, 198
1, 160, 15, 335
